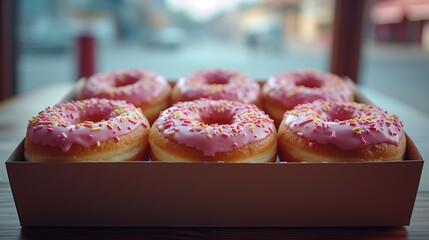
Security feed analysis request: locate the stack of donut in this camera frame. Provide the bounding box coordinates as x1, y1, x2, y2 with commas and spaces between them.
24, 68, 406, 163
80, 69, 171, 124
262, 70, 354, 127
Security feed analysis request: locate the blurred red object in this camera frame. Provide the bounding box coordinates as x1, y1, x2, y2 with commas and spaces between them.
371, 0, 429, 24
371, 0, 429, 43
77, 33, 96, 79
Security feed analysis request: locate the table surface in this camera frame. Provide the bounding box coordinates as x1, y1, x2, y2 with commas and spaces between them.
0, 83, 428, 239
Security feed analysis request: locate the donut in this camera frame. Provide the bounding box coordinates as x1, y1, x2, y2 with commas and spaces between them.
149, 99, 276, 162
277, 100, 406, 162
24, 98, 150, 162
80, 69, 171, 124
262, 70, 354, 127
172, 69, 261, 107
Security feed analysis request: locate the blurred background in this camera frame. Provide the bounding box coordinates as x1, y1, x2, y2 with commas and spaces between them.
5, 0, 429, 115
1, 0, 428, 208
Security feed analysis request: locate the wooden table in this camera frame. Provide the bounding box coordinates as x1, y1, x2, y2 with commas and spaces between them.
1, 83, 428, 239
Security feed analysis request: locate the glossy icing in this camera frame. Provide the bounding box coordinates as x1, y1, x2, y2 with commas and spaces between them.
283, 100, 404, 150
176, 69, 260, 104
155, 99, 275, 156
81, 69, 169, 104
263, 70, 353, 109
27, 98, 149, 152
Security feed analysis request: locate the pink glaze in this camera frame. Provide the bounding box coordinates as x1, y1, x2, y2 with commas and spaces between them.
81, 69, 169, 105
175, 69, 260, 104
27, 98, 149, 152
155, 99, 275, 156
263, 70, 353, 109
283, 100, 404, 150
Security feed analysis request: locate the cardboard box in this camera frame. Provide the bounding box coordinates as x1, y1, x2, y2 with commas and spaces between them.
5, 80, 424, 227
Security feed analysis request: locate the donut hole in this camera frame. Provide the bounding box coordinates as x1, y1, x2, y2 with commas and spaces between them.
205, 72, 231, 85
78, 108, 112, 123
114, 74, 140, 87
199, 112, 234, 125
200, 116, 233, 125
295, 77, 324, 88
328, 109, 355, 121
79, 113, 107, 123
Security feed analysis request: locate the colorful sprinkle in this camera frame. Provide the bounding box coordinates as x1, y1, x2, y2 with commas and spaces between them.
26, 98, 149, 152
155, 99, 275, 156
283, 100, 404, 150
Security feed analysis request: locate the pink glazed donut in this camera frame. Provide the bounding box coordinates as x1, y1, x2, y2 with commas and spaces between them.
277, 100, 406, 162
80, 69, 171, 124
25, 98, 150, 162
262, 70, 354, 127
172, 69, 261, 107
149, 99, 276, 162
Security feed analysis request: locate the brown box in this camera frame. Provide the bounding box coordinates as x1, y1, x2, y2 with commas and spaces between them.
5, 80, 424, 227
